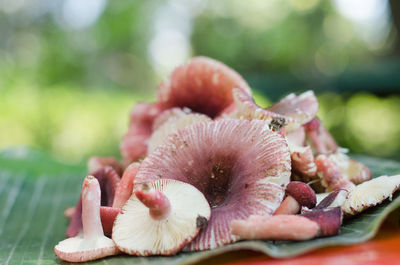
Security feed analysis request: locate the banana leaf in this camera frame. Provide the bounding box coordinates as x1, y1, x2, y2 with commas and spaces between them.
0, 148, 399, 265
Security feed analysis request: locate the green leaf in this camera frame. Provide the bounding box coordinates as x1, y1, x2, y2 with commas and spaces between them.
0, 148, 399, 264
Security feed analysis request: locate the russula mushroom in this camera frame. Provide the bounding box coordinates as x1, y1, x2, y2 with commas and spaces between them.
152, 107, 191, 130
304, 118, 338, 155
315, 154, 355, 192
315, 189, 348, 209
231, 215, 320, 241
274, 181, 317, 215
328, 152, 372, 185
147, 112, 211, 154
301, 207, 343, 237
112, 162, 140, 209
112, 179, 211, 256
290, 145, 317, 180
231, 87, 318, 132
157, 56, 252, 118
54, 176, 119, 262
134, 119, 291, 250
342, 175, 400, 216
120, 102, 163, 165
67, 166, 120, 237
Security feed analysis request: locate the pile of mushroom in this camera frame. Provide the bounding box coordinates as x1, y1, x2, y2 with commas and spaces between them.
56, 57, 400, 262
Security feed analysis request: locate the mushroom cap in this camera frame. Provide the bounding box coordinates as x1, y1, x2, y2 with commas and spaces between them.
285, 181, 317, 209
157, 56, 252, 118
152, 107, 191, 130
301, 207, 343, 237
342, 175, 400, 216
54, 236, 117, 263
135, 119, 291, 250
120, 102, 163, 164
112, 179, 211, 256
232, 88, 318, 132
148, 112, 211, 154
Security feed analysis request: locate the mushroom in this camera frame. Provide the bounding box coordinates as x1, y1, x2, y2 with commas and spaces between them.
54, 176, 119, 262
134, 119, 291, 250
274, 181, 317, 215
112, 162, 140, 209
231, 87, 318, 132
315, 189, 348, 209
342, 175, 400, 216
157, 56, 252, 118
290, 145, 317, 180
315, 154, 355, 192
304, 117, 338, 155
112, 179, 211, 256
152, 107, 192, 130
231, 214, 320, 241
66, 166, 120, 237
147, 111, 211, 154
327, 151, 372, 185
120, 102, 163, 165
301, 207, 343, 237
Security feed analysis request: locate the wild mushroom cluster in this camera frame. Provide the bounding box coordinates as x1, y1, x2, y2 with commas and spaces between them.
56, 57, 400, 262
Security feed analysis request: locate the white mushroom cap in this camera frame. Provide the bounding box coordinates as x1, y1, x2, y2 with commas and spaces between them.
54, 176, 119, 262
112, 179, 211, 256
342, 175, 400, 215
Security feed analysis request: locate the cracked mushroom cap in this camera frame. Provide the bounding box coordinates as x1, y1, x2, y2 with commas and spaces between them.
112, 179, 211, 256
157, 56, 252, 118
232, 87, 318, 132
55, 176, 118, 262
134, 119, 291, 250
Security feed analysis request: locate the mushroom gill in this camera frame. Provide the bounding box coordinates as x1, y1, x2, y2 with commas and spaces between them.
134, 119, 291, 250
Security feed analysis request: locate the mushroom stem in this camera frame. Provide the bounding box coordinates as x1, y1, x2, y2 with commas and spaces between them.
82, 175, 104, 239
135, 184, 171, 220
304, 118, 338, 155
231, 215, 320, 241
113, 162, 140, 209
273, 196, 300, 215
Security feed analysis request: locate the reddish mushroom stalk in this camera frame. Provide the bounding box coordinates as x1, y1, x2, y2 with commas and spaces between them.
112, 162, 140, 209
135, 184, 171, 221
81, 176, 103, 238
231, 215, 320, 241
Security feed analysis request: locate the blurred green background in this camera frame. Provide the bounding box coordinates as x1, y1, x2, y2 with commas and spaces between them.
1, 0, 400, 164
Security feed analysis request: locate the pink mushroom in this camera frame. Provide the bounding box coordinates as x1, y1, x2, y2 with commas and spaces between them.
304, 118, 338, 155
134, 119, 291, 250
231, 87, 318, 132
157, 56, 252, 118
120, 103, 163, 165
66, 166, 120, 237
54, 176, 119, 262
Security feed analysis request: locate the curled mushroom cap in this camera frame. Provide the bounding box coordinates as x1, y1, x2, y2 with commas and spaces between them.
232, 87, 318, 132
55, 176, 118, 262
342, 175, 400, 216
157, 56, 252, 118
135, 119, 291, 250
112, 179, 211, 256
